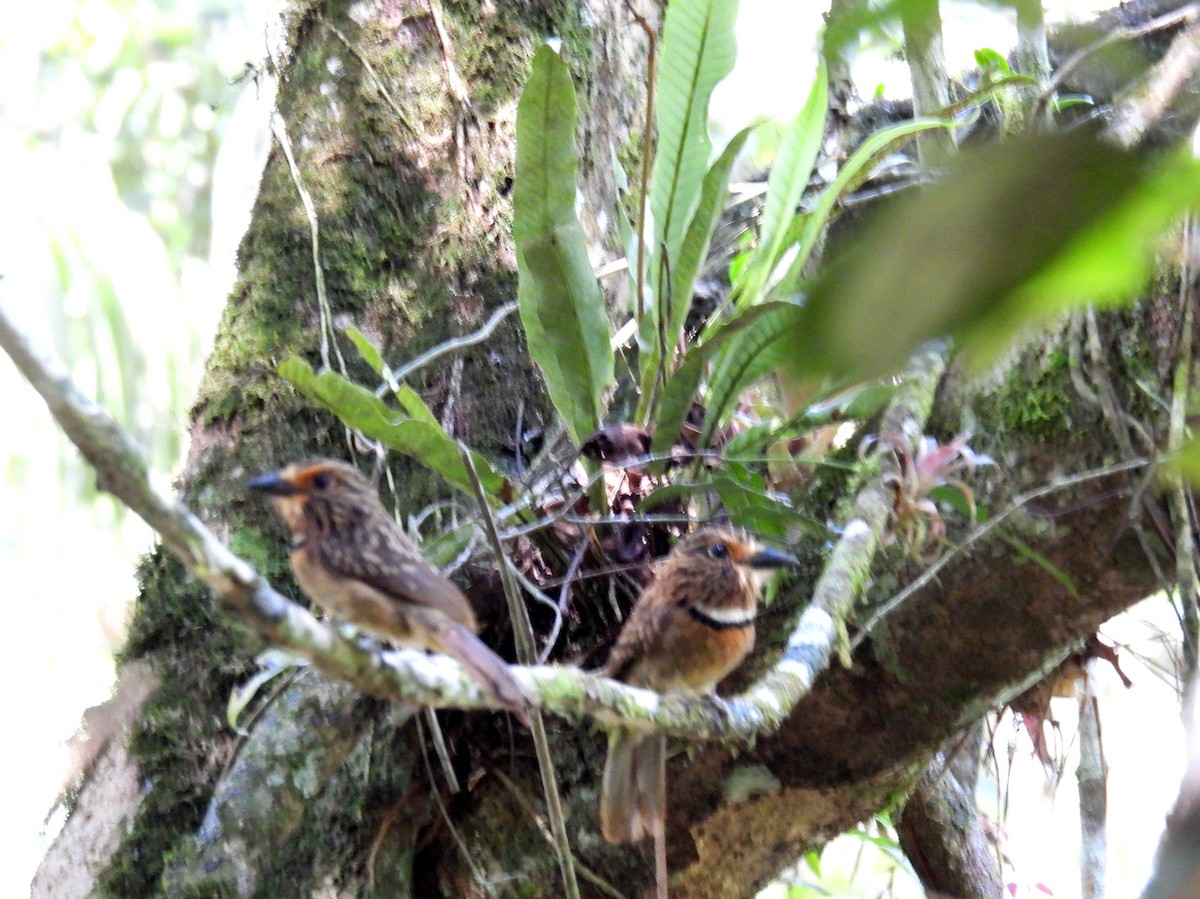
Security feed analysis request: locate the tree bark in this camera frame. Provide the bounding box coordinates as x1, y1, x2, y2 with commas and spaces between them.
897, 751, 1002, 899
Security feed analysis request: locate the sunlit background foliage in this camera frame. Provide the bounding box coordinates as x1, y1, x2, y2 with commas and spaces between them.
0, 0, 268, 887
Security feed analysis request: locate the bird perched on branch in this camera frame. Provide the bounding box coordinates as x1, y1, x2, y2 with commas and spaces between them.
248, 457, 531, 725
600, 528, 797, 845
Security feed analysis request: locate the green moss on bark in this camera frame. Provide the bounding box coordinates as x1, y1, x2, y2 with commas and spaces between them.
100, 0, 600, 894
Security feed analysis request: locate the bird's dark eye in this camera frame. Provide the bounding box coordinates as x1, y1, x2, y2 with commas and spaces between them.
707, 542, 728, 560
312, 472, 332, 490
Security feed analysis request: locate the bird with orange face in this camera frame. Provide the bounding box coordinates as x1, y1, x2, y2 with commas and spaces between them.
248, 457, 530, 725
600, 528, 797, 845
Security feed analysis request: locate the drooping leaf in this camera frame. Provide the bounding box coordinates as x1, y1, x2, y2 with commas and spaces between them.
785, 130, 1200, 379
514, 45, 614, 445
278, 357, 508, 497
650, 0, 741, 312
1000, 533, 1079, 599
343, 326, 440, 425
732, 59, 827, 306
637, 125, 756, 419
712, 463, 791, 540
345, 326, 385, 374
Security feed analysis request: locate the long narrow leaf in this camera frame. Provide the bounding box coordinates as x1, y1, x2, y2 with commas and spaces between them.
278, 357, 508, 497
650, 0, 740, 314
702, 301, 805, 448
772, 116, 955, 298
514, 45, 614, 445
650, 301, 800, 458
637, 125, 755, 421
732, 59, 827, 305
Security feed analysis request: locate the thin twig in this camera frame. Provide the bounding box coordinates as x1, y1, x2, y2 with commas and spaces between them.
1167, 214, 1199, 674
1037, 3, 1200, 116
424, 707, 462, 794
492, 769, 630, 899
375, 301, 519, 397
460, 447, 582, 899
1077, 663, 1107, 899
415, 714, 498, 896
322, 17, 422, 140
270, 112, 348, 378
849, 457, 1153, 652
543, 540, 587, 662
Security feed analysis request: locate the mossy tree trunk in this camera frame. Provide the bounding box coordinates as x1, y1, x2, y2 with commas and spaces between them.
32, 1, 1191, 898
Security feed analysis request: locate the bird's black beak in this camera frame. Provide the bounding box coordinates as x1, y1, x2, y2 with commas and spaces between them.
746, 546, 799, 569
246, 470, 302, 496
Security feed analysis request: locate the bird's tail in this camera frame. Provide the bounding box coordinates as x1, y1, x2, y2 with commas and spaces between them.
423, 613, 533, 727
600, 729, 665, 844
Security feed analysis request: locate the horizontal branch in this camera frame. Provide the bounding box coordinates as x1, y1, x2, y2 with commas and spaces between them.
0, 301, 940, 742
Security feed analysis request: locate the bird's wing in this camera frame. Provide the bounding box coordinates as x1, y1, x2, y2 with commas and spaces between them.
604, 588, 671, 685
316, 522, 479, 631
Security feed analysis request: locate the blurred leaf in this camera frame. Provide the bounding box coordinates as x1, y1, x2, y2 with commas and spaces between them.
420, 520, 477, 570
928, 483, 973, 519
713, 462, 791, 539
1054, 93, 1096, 111
638, 481, 705, 513
785, 130, 1200, 380
1165, 439, 1200, 483
847, 825, 903, 851
703, 301, 807, 447
345, 326, 384, 373
278, 357, 508, 497
638, 125, 756, 419
802, 848, 822, 879
514, 45, 614, 445
824, 0, 907, 59
974, 46, 1012, 76
733, 59, 827, 306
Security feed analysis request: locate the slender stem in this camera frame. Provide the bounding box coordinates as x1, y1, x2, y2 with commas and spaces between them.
460, 447, 581, 899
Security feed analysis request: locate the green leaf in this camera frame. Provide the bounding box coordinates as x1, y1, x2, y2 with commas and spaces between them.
702, 301, 806, 447
772, 116, 955, 298
732, 59, 827, 306
1165, 438, 1200, 483
345, 326, 385, 374
343, 326, 440, 425
650, 0, 740, 309
514, 45, 614, 445
649, 301, 799, 459
974, 47, 1012, 76
278, 357, 508, 498
712, 465, 789, 539
637, 125, 756, 420
784, 130, 1200, 380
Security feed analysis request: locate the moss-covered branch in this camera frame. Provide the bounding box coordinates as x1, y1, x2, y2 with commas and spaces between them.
1, 302, 942, 745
